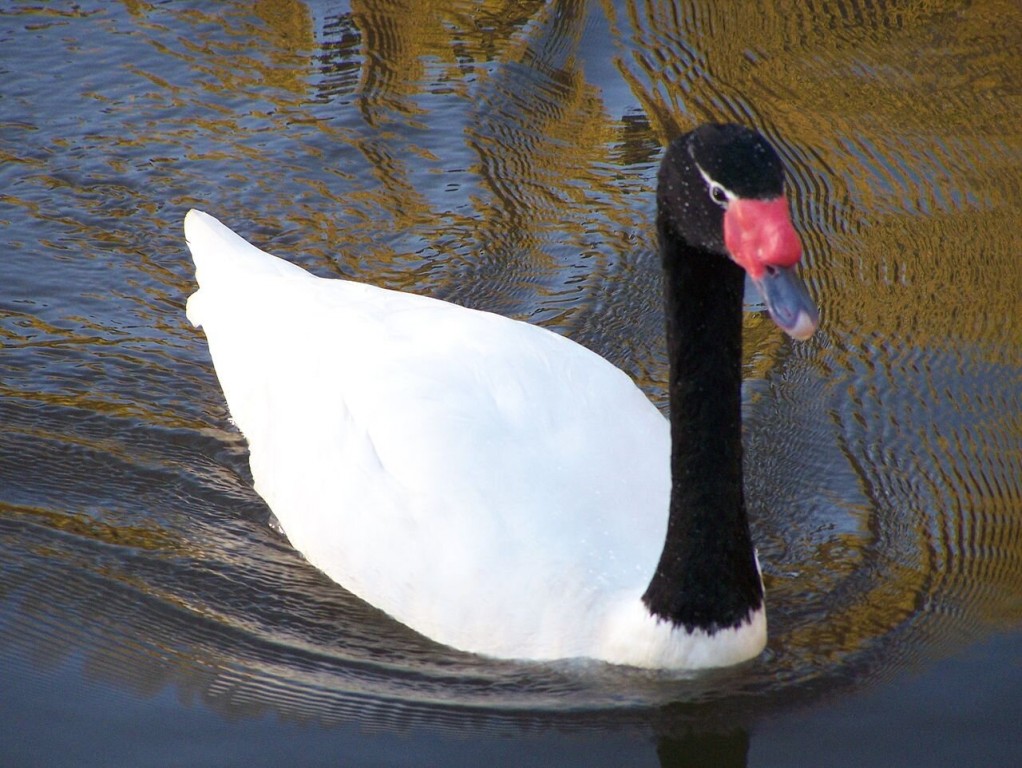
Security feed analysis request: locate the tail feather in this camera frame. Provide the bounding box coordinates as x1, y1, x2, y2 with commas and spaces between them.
184, 209, 311, 327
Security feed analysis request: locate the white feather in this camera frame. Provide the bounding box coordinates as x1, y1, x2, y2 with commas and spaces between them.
185, 209, 765, 669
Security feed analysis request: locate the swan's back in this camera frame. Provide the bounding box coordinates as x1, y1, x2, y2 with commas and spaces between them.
185, 210, 675, 664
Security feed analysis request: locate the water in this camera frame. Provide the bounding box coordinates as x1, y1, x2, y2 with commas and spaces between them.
2, 1, 1021, 765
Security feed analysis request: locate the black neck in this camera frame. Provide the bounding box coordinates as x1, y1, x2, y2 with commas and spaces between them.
641, 226, 764, 633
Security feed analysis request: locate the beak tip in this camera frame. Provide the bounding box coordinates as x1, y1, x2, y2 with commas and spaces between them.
779, 308, 820, 341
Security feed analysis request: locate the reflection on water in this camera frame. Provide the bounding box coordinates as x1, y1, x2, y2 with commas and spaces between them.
1, 0, 1021, 762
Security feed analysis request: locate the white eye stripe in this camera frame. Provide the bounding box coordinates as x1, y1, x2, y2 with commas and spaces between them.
695, 163, 736, 208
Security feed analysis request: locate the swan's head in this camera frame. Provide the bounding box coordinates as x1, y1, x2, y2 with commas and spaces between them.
657, 123, 819, 340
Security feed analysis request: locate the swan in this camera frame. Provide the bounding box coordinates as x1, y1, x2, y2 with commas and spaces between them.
185, 123, 819, 670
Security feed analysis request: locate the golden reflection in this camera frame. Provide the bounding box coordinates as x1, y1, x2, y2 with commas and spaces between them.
252, 0, 314, 53
3, 501, 176, 553
608, 0, 1022, 349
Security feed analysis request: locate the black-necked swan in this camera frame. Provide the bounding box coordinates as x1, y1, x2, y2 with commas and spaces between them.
185, 123, 819, 670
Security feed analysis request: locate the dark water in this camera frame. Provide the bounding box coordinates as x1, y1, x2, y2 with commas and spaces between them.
2, 1, 1021, 765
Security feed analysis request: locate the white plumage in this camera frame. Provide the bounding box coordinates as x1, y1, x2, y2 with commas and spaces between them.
185, 209, 766, 669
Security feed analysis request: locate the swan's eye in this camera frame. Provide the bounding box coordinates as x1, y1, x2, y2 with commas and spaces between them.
709, 183, 730, 208
694, 162, 734, 209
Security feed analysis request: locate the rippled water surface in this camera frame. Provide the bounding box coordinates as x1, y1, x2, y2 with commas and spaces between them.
2, 1, 1021, 766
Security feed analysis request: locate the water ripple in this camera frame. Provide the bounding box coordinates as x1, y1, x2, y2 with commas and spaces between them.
1, 0, 1021, 745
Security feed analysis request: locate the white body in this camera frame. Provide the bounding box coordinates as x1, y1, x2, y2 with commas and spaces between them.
185, 209, 766, 669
